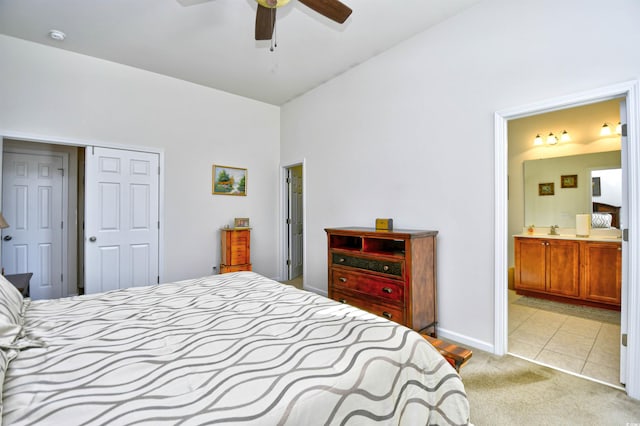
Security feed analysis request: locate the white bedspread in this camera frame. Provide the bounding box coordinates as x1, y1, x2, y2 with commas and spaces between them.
2, 272, 469, 425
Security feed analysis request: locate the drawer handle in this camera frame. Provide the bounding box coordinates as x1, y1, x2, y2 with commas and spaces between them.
339, 277, 347, 283
383, 265, 389, 271
382, 312, 392, 319
382, 287, 392, 294
339, 299, 347, 304
339, 258, 346, 263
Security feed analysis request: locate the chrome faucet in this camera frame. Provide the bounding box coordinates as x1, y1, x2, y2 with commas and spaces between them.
549, 225, 559, 235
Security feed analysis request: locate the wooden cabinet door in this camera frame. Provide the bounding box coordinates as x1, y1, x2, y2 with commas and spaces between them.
514, 238, 546, 291
546, 239, 580, 297
583, 242, 621, 305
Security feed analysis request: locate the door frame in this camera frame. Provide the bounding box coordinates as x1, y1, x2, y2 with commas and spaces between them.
279, 159, 307, 284
1, 145, 70, 298
0, 131, 166, 287
494, 80, 640, 399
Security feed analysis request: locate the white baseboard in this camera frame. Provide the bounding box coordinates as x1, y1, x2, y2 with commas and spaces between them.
304, 285, 327, 297
436, 327, 494, 353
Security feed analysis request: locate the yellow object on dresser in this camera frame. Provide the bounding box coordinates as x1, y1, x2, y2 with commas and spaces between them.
220, 228, 252, 273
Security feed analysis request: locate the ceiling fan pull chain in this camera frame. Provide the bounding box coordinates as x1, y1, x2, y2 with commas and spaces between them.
270, 16, 277, 51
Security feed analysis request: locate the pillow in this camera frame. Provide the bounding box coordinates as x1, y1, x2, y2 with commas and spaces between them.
0, 275, 24, 347
592, 213, 612, 229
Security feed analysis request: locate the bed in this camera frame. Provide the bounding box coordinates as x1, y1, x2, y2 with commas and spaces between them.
1, 271, 470, 425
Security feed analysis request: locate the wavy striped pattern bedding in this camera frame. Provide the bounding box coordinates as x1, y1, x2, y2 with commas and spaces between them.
2, 272, 469, 425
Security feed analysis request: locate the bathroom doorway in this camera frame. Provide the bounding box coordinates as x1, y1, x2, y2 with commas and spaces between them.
506, 99, 624, 387
494, 81, 640, 399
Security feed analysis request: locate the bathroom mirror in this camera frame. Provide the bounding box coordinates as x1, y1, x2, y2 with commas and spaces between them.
523, 151, 621, 228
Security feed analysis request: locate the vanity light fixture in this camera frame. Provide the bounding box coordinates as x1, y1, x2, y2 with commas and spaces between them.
616, 122, 622, 135
533, 130, 570, 146
600, 122, 612, 136
533, 134, 543, 146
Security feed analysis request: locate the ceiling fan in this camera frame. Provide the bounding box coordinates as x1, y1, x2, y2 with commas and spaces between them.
254, 0, 352, 41
177, 0, 352, 41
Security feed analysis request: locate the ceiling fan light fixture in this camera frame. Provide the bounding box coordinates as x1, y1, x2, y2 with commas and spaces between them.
256, 0, 291, 8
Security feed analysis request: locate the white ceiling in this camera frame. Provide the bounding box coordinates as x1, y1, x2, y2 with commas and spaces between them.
0, 0, 480, 105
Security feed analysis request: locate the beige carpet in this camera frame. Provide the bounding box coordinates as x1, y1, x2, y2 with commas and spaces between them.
463, 348, 640, 425
280, 276, 303, 290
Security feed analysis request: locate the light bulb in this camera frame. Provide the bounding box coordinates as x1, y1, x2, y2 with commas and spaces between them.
560, 130, 571, 142
547, 132, 558, 145
534, 134, 543, 146
600, 123, 611, 136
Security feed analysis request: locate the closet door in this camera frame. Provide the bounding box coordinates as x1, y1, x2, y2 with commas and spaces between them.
84, 147, 159, 294
1, 152, 64, 300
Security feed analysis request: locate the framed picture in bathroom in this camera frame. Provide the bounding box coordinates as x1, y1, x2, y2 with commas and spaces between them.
560, 174, 577, 188
538, 182, 554, 196
592, 177, 601, 196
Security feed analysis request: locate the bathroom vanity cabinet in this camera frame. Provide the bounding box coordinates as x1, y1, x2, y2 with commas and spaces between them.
514, 236, 621, 309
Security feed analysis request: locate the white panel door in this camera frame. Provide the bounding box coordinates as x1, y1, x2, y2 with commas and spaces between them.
84, 147, 159, 294
1, 152, 63, 300
287, 166, 303, 280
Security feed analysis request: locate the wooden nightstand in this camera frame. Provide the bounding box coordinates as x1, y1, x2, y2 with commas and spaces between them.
4, 273, 33, 297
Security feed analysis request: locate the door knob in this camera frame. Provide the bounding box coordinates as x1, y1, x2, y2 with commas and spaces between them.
3, 235, 12, 241
89, 236, 97, 242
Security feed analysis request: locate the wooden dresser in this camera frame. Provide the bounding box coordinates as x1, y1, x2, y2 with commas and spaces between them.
220, 228, 252, 273
325, 227, 438, 335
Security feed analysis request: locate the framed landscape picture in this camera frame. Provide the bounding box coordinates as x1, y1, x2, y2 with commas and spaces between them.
538, 182, 554, 196
212, 165, 247, 196
561, 174, 578, 188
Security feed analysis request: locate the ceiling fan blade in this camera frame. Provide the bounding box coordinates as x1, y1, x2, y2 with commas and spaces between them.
298, 0, 352, 24
255, 4, 276, 40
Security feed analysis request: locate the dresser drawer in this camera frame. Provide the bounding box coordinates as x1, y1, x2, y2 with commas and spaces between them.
230, 246, 249, 264
331, 268, 404, 303
332, 289, 405, 325
331, 253, 403, 277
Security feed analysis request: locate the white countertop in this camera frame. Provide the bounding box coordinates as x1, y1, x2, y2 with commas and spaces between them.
515, 233, 622, 243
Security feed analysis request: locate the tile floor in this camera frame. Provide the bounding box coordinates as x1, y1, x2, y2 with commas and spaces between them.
508, 290, 621, 387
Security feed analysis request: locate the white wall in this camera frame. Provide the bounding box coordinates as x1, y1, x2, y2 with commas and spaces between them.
280, 0, 640, 349
0, 35, 281, 282
593, 168, 623, 207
